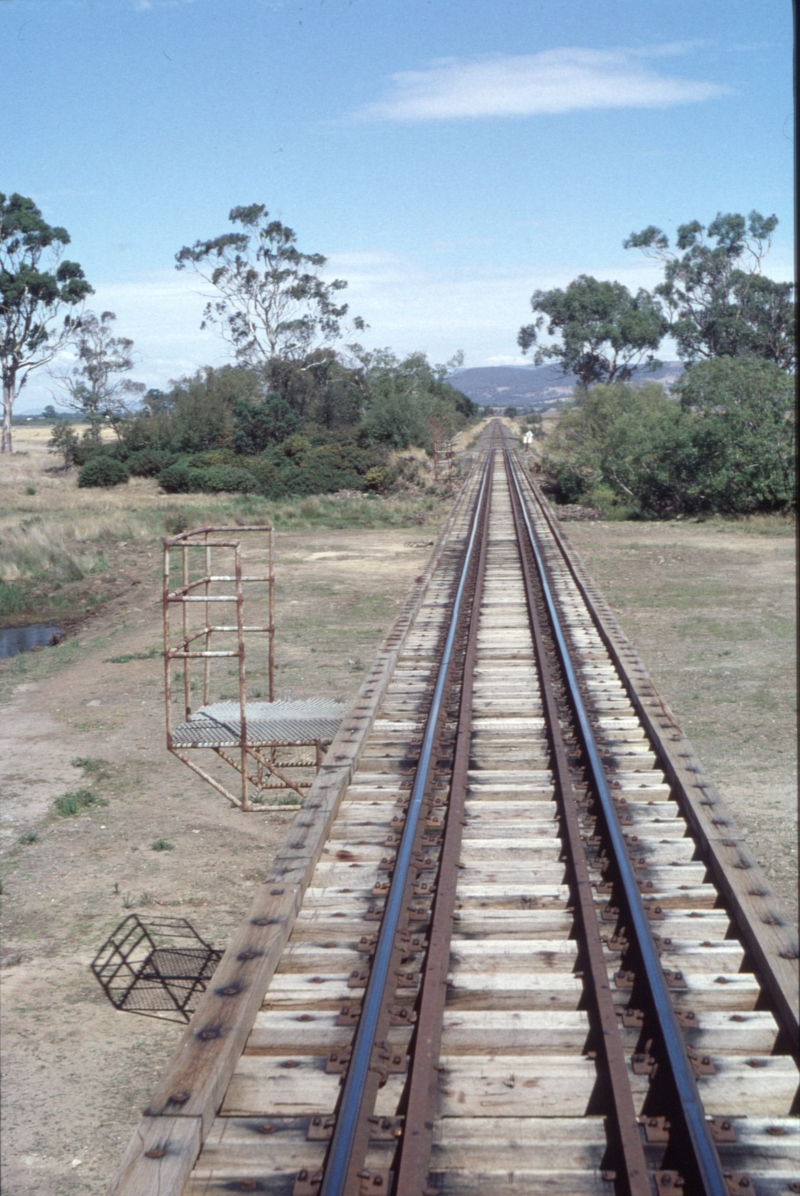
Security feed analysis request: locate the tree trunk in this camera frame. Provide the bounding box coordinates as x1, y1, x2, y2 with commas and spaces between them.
2, 372, 15, 454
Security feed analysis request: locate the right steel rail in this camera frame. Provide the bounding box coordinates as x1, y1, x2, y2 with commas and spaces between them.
505, 443, 731, 1196
504, 448, 651, 1196
516, 453, 799, 1048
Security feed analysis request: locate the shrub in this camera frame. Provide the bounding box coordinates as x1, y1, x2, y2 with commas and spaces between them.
233, 392, 302, 453
201, 465, 259, 494
673, 356, 795, 513
151, 838, 174, 851
158, 462, 207, 494
126, 449, 178, 477
158, 460, 260, 495
77, 455, 130, 488
364, 466, 389, 492
47, 422, 81, 468
543, 363, 795, 517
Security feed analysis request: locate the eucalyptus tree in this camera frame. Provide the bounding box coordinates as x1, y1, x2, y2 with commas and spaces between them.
1, 192, 92, 453
624, 210, 794, 369
518, 274, 667, 387
176, 204, 364, 379
56, 310, 144, 440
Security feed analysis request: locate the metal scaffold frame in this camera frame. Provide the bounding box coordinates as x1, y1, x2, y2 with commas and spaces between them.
163, 525, 339, 811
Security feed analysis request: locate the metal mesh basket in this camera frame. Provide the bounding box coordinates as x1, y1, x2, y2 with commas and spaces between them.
91, 915, 221, 1022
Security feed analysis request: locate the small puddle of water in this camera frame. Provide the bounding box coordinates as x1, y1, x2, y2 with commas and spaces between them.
0, 623, 63, 659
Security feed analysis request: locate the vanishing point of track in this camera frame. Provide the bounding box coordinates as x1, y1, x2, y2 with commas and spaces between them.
109, 423, 798, 1196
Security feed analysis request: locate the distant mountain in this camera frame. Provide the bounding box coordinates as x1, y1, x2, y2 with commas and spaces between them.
448, 362, 684, 410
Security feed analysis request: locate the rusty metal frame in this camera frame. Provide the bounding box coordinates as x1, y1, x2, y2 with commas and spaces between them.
163, 526, 323, 810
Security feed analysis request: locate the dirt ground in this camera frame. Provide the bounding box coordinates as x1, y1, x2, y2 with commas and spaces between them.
0, 432, 796, 1196
0, 507, 441, 1195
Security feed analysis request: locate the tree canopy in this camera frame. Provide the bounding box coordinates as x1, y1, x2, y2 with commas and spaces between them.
1, 192, 92, 452
176, 203, 364, 371
542, 359, 794, 517
54, 310, 144, 440
624, 210, 794, 370
517, 274, 667, 387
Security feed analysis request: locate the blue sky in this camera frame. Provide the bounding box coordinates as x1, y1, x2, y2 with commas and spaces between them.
2, 0, 794, 411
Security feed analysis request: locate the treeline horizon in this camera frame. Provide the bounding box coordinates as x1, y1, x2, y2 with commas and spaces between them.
3, 193, 795, 518
51, 351, 479, 498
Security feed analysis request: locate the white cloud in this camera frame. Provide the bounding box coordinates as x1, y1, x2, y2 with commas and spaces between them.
359, 46, 730, 122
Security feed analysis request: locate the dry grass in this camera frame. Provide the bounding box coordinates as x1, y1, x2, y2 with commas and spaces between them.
0, 434, 446, 622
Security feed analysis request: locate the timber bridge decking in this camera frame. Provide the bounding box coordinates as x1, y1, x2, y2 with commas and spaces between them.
108, 423, 798, 1196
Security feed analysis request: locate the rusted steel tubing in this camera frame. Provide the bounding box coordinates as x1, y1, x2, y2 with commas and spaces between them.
394, 446, 494, 1196
163, 540, 174, 748
504, 452, 651, 1196
164, 523, 274, 547
506, 448, 729, 1196
204, 532, 211, 705
318, 452, 494, 1196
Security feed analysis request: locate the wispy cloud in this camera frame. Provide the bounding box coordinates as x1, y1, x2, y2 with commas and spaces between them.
358, 46, 730, 122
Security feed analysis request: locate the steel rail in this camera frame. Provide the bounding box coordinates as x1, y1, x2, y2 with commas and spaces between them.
394, 440, 494, 1196
504, 445, 729, 1196
516, 457, 800, 1050
504, 450, 652, 1196
318, 448, 494, 1196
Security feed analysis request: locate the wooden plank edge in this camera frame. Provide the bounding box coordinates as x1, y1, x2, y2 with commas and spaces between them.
106, 1116, 202, 1196
104, 450, 486, 1196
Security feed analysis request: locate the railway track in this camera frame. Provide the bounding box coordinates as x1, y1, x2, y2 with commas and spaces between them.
109, 424, 798, 1196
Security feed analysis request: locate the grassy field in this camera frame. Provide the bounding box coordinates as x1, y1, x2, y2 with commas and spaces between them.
0, 431, 461, 630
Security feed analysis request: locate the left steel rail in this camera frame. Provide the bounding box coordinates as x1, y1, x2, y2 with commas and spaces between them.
318, 443, 495, 1196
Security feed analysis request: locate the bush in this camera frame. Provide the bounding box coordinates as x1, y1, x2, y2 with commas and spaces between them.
200, 465, 259, 494
126, 449, 178, 477
158, 462, 207, 493
47, 422, 81, 468
543, 363, 795, 517
158, 460, 259, 494
77, 455, 130, 488
364, 466, 390, 492
233, 392, 302, 453
673, 356, 795, 514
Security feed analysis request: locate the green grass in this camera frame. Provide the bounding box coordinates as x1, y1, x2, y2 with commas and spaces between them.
18, 831, 39, 844
105, 646, 161, 664
151, 838, 174, 851
0, 581, 28, 617
54, 789, 108, 816
72, 756, 105, 773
